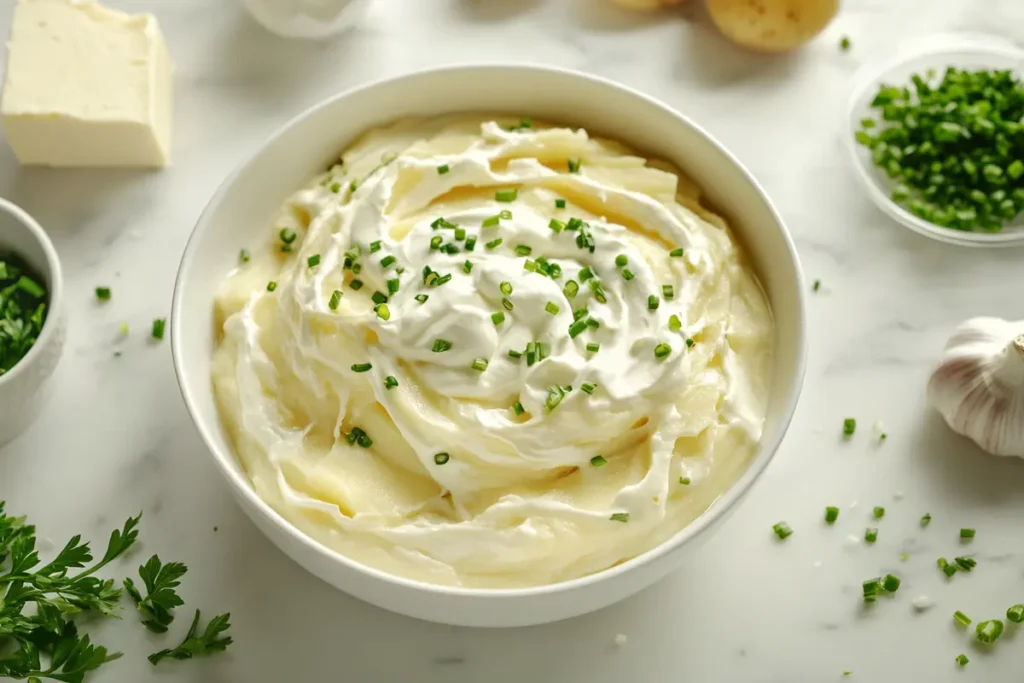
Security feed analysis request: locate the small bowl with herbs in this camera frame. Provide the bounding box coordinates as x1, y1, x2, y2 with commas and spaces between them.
0, 197, 65, 446
846, 37, 1024, 247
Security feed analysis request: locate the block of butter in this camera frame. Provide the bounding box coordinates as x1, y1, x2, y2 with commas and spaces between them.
1, 0, 174, 168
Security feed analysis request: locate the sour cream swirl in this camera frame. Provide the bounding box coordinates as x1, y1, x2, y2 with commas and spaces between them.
211, 117, 774, 588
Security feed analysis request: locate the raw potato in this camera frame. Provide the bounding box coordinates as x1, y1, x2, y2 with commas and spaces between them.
707, 0, 839, 52
610, 0, 690, 10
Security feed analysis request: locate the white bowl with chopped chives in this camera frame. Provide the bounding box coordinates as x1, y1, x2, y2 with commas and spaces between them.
172, 64, 807, 627
0, 198, 65, 447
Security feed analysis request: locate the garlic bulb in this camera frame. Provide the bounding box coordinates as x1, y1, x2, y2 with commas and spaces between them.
927, 317, 1024, 458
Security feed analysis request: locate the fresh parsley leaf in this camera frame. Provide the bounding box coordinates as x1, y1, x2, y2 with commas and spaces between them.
124, 555, 187, 633
148, 609, 233, 666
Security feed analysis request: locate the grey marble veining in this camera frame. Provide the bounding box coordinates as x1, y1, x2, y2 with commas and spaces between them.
1, 0, 1023, 680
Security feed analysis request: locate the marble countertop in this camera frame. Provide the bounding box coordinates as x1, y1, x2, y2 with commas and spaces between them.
2, 0, 1024, 680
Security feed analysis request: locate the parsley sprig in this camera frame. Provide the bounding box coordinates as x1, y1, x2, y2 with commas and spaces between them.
124, 555, 187, 634
148, 610, 233, 666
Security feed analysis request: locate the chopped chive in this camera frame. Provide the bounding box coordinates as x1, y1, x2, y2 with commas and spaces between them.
954, 556, 976, 571
865, 527, 878, 544
515, 245, 532, 257
538, 342, 550, 361
385, 279, 400, 295
669, 248, 684, 258
590, 455, 607, 467
502, 297, 513, 311
825, 506, 839, 524
938, 558, 958, 577
279, 228, 297, 244
369, 240, 382, 253
349, 180, 358, 193
482, 214, 501, 228
471, 358, 488, 372
151, 319, 166, 340
956, 654, 969, 667
563, 280, 579, 299
1007, 605, 1024, 623
581, 383, 596, 394
567, 158, 581, 173
374, 303, 391, 320
329, 290, 343, 310
960, 528, 976, 540
239, 249, 250, 264
654, 343, 671, 360
352, 263, 363, 274
610, 512, 630, 523
307, 254, 321, 268
508, 349, 522, 359
280, 244, 293, 253
434, 452, 450, 465
432, 339, 452, 353
512, 401, 525, 415
549, 218, 565, 233
588, 279, 607, 303
491, 311, 505, 325
772, 522, 793, 540
523, 260, 538, 273
526, 342, 537, 366
380, 255, 397, 268
920, 513, 932, 527
976, 620, 1004, 644
573, 308, 588, 321
873, 506, 885, 519
843, 418, 856, 436
454, 227, 466, 241
95, 287, 111, 301
555, 198, 566, 208
839, 35, 851, 51
371, 291, 388, 305
349, 279, 363, 291
647, 295, 659, 311
813, 279, 821, 292
414, 294, 428, 304
499, 210, 512, 220
882, 574, 901, 592
330, 182, 341, 193
586, 342, 600, 353
565, 217, 583, 231
615, 254, 628, 267
568, 319, 588, 338
351, 363, 372, 373
384, 376, 398, 389
497, 281, 513, 296
495, 188, 518, 202
953, 610, 972, 626
668, 315, 682, 332
437, 164, 450, 175
435, 273, 452, 286
621, 269, 635, 281
464, 236, 477, 251
863, 578, 881, 602
578, 266, 595, 282
679, 477, 691, 485
267, 281, 278, 292
430, 235, 443, 250
662, 284, 674, 300
463, 260, 473, 274
685, 337, 695, 348
440, 243, 460, 255
545, 301, 560, 315
486, 238, 503, 250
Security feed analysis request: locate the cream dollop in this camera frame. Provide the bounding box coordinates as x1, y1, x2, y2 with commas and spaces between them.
212, 117, 773, 587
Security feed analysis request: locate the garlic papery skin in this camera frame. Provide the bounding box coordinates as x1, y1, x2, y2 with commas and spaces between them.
927, 317, 1024, 458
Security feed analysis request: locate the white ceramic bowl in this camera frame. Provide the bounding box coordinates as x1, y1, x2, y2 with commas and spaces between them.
172, 65, 807, 627
0, 198, 65, 447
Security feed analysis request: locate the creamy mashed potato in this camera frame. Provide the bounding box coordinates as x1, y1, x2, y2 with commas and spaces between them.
212, 116, 773, 588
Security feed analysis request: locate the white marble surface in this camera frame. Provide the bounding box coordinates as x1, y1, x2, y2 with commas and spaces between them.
2, 0, 1024, 680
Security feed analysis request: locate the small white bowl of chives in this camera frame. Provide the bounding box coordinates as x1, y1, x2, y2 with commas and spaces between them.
0, 198, 66, 447
845, 35, 1024, 247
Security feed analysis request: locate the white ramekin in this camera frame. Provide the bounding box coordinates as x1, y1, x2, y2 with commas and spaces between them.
172, 65, 807, 628
0, 198, 65, 447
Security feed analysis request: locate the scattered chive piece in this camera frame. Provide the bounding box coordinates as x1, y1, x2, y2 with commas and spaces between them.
953, 611, 972, 626
491, 311, 505, 325
873, 506, 885, 519
95, 287, 111, 301
369, 240, 382, 253
555, 199, 566, 208
435, 273, 452, 286
588, 280, 607, 303
586, 342, 600, 353
615, 254, 628, 267
679, 477, 691, 485
938, 558, 957, 577
119, 322, 129, 336
515, 245, 532, 256
654, 343, 671, 360
375, 303, 391, 320
863, 578, 881, 602
567, 158, 581, 173
351, 363, 372, 373
508, 349, 523, 359
864, 528, 878, 544
960, 528, 976, 540
502, 297, 513, 311
843, 418, 856, 436
544, 384, 569, 411
685, 338, 695, 348
434, 452, 450, 465
151, 319, 166, 340
563, 280, 579, 299
267, 281, 278, 292
437, 164, 450, 175
545, 301, 560, 315
279, 228, 297, 244
329, 290, 343, 310
669, 248, 684, 258
956, 654, 969, 667
499, 281, 513, 296
330, 182, 341, 193
482, 214, 501, 228
579, 266, 595, 282
384, 376, 398, 389
352, 263, 363, 274
349, 279, 363, 290
486, 238, 503, 250
581, 383, 596, 394
621, 268, 635, 281
349, 180, 357, 193
512, 401, 525, 415
415, 294, 428, 304
668, 315, 682, 332
920, 513, 932, 527
239, 249, 250, 264
662, 284, 674, 300
549, 218, 565, 233
454, 227, 466, 241
471, 358, 488, 372
307, 254, 321, 268
976, 620, 1004, 644
954, 556, 976, 572
380, 255, 397, 269
525, 342, 537, 366
568, 319, 588, 338
882, 574, 901, 592
387, 279, 401, 295
463, 260, 473, 274
524, 260, 538, 273
371, 291, 388, 305
647, 295, 659, 311
772, 522, 793, 540
590, 455, 607, 467
840, 35, 851, 52
464, 236, 477, 251
432, 339, 452, 353
813, 279, 821, 292
610, 512, 630, 523
495, 188, 518, 202
430, 235, 443, 250
900, 553, 910, 561
825, 506, 839, 524
1006, 605, 1024, 623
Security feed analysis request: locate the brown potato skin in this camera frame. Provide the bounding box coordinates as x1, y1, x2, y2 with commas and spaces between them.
707, 0, 840, 52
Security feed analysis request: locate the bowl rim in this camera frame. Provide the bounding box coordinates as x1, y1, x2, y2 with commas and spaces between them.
171, 63, 807, 599
0, 197, 63, 388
